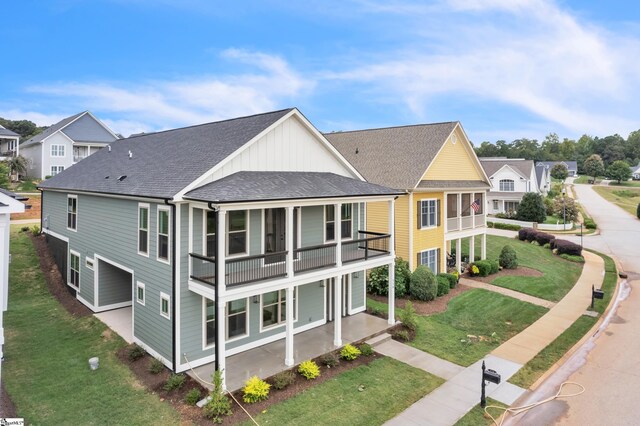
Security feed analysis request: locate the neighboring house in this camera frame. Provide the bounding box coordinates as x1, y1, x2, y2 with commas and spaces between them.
631, 163, 640, 180
20, 111, 119, 179
39, 108, 401, 388
0, 188, 26, 382
535, 163, 551, 196
0, 125, 20, 160
326, 122, 490, 273
536, 160, 578, 177
480, 158, 539, 215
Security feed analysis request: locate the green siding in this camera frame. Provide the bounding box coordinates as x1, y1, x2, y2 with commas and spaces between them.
351, 272, 365, 311
249, 209, 261, 255
301, 206, 324, 246
97, 260, 132, 306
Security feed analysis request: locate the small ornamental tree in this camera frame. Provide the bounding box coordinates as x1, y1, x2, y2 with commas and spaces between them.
499, 245, 518, 269
550, 164, 569, 181
583, 154, 605, 183
607, 160, 631, 184
516, 192, 547, 223
552, 196, 579, 223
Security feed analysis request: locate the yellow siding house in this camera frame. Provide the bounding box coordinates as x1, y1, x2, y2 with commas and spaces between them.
325, 122, 490, 273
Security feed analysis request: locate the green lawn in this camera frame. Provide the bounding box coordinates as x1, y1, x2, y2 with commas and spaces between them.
455, 398, 507, 426
411, 290, 548, 366
608, 181, 640, 188
241, 357, 444, 426
593, 185, 640, 217
588, 250, 617, 314
4, 228, 181, 424
462, 235, 583, 302
574, 175, 600, 184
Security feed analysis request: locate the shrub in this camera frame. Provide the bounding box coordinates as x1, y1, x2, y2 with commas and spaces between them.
438, 272, 458, 289
637, 202, 640, 219
559, 254, 585, 263
470, 264, 480, 276
472, 260, 492, 277
554, 239, 582, 256
549, 238, 557, 249
340, 344, 361, 361
298, 360, 320, 380
148, 358, 165, 374
409, 266, 437, 301
367, 258, 411, 297
437, 275, 450, 296
543, 197, 555, 215
535, 232, 554, 246
204, 370, 232, 423
20, 226, 29, 232
488, 222, 521, 231
163, 374, 186, 392
584, 218, 597, 229
499, 245, 518, 269
516, 192, 547, 223
393, 329, 410, 342
127, 344, 146, 362
359, 343, 374, 357
518, 228, 537, 241
184, 388, 202, 406
489, 259, 500, 274
399, 301, 418, 331
242, 376, 270, 403
320, 352, 339, 367
543, 243, 550, 249
271, 370, 296, 390
30, 225, 40, 236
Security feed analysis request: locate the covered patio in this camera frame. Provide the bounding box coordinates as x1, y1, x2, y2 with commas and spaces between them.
187, 313, 391, 392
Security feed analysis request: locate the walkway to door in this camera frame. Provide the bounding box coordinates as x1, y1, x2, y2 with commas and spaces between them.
188, 313, 391, 392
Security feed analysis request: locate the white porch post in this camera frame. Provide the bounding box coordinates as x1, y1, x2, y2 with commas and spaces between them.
216, 209, 227, 389
333, 202, 342, 347
469, 235, 475, 264
285, 286, 295, 366
457, 193, 462, 230
286, 206, 294, 278
388, 198, 396, 325
456, 238, 462, 273
481, 233, 487, 260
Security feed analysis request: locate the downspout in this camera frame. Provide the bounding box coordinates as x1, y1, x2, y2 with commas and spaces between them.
208, 202, 220, 373
165, 198, 177, 372
39, 189, 44, 232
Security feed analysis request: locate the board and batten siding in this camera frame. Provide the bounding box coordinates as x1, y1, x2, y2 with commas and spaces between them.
42, 190, 174, 362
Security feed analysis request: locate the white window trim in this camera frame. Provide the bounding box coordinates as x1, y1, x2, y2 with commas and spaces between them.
157, 206, 171, 264
85, 257, 94, 270
226, 298, 249, 342
204, 210, 216, 257
419, 198, 438, 230
341, 204, 354, 241
259, 287, 298, 332
160, 292, 171, 319
499, 179, 515, 192
203, 297, 216, 350
67, 195, 78, 232
138, 203, 150, 257
136, 282, 146, 306
68, 249, 81, 289
324, 204, 354, 243
418, 247, 439, 274
226, 210, 249, 259
492, 200, 499, 210
51, 144, 66, 157
51, 165, 65, 176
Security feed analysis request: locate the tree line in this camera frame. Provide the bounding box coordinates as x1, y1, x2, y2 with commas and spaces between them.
0, 117, 48, 141
473, 131, 640, 172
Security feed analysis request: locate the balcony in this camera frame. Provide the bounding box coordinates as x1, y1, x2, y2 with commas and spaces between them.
73, 155, 87, 162
446, 214, 485, 232
189, 231, 391, 288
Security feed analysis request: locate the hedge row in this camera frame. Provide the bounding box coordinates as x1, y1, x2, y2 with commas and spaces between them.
518, 227, 582, 256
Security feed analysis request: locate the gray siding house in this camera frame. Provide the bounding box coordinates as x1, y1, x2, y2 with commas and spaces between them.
21, 111, 119, 179
39, 108, 401, 388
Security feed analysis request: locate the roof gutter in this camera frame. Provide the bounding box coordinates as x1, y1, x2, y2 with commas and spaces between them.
164, 198, 177, 372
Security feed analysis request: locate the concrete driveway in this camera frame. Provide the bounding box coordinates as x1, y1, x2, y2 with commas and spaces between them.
509, 183, 640, 425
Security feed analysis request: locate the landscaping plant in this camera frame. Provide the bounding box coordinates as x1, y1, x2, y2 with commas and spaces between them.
516, 192, 547, 223
242, 376, 271, 403
499, 245, 518, 269
409, 265, 437, 301
340, 344, 362, 361
359, 343, 374, 357
163, 373, 186, 392
271, 370, 296, 390
553, 239, 582, 256
320, 352, 340, 367
607, 160, 632, 184
127, 344, 146, 362
436, 275, 450, 296
398, 301, 418, 331
184, 388, 201, 406
204, 370, 232, 423
392, 329, 410, 342
147, 358, 164, 374
367, 258, 411, 297
584, 154, 605, 183
552, 196, 579, 222
298, 360, 320, 380
637, 202, 640, 219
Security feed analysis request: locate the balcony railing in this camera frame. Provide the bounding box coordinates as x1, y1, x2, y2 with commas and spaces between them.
447, 217, 459, 231
446, 214, 486, 232
342, 231, 390, 263
293, 243, 337, 273
73, 155, 87, 162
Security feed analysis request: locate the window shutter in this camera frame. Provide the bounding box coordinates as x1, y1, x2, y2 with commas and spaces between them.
436, 248, 441, 274
417, 252, 421, 267
437, 199, 441, 227
417, 201, 422, 229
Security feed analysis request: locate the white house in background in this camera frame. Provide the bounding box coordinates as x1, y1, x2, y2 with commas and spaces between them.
20, 111, 119, 179
536, 161, 578, 177
0, 188, 26, 382
0, 125, 20, 160
479, 158, 539, 215
535, 163, 551, 196
631, 163, 640, 180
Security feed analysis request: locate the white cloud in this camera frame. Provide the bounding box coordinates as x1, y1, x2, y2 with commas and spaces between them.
0, 109, 68, 127
24, 49, 313, 135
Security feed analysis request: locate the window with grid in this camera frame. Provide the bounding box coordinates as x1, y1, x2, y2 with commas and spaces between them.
262, 288, 296, 328
69, 252, 80, 288
227, 299, 247, 339
206, 211, 216, 257
67, 196, 77, 230
499, 179, 515, 191
228, 211, 247, 255
205, 298, 215, 346
419, 249, 438, 274
138, 205, 149, 254
158, 208, 170, 261
420, 199, 437, 228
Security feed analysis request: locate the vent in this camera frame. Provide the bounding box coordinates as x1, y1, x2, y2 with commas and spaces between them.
117, 175, 127, 182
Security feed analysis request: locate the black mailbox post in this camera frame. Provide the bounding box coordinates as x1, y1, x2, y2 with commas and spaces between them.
591, 285, 604, 309
481, 361, 501, 407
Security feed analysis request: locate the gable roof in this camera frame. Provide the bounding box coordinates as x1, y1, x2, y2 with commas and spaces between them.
536, 161, 578, 171
184, 171, 402, 203
20, 111, 118, 148
0, 126, 19, 138
324, 122, 458, 190
39, 109, 295, 199
0, 188, 28, 201
479, 158, 534, 180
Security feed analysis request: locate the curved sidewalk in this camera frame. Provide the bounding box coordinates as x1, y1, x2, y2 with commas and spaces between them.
384, 249, 605, 425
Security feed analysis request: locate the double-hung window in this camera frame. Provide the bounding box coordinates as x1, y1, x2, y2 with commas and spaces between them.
138, 204, 149, 255
51, 144, 65, 157
205, 298, 215, 346
262, 288, 296, 328
227, 298, 247, 340
157, 207, 170, 262
499, 179, 515, 192
51, 165, 65, 176
69, 251, 80, 288
419, 199, 437, 228
67, 196, 77, 230
325, 204, 352, 241
227, 211, 247, 256
206, 211, 216, 257
419, 249, 439, 274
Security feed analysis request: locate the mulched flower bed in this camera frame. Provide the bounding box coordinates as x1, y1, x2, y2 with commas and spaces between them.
368, 282, 472, 316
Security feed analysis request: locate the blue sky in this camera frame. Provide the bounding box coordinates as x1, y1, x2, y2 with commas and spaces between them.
1, 0, 639, 143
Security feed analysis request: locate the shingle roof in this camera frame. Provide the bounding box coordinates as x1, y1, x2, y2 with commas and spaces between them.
184, 171, 403, 203
479, 158, 533, 180
324, 122, 458, 190
0, 127, 19, 138
485, 191, 526, 198
39, 109, 294, 198
20, 112, 85, 148
536, 161, 578, 171
0, 188, 29, 201
534, 164, 547, 189
416, 180, 490, 190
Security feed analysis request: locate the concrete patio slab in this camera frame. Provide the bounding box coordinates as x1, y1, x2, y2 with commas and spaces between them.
94, 306, 133, 344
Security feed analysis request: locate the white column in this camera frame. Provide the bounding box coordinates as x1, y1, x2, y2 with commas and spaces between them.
285, 286, 295, 366
457, 193, 462, 230
334, 203, 342, 268
286, 206, 294, 278
469, 235, 475, 264
481, 233, 487, 260
333, 275, 342, 347
388, 198, 396, 325
456, 238, 462, 273
216, 210, 227, 389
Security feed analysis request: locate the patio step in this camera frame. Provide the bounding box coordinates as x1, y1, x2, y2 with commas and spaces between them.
366, 333, 392, 347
